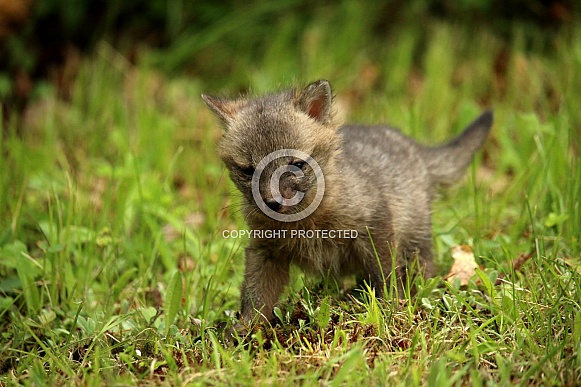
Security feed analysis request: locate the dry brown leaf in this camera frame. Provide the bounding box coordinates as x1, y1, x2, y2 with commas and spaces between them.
446, 245, 478, 286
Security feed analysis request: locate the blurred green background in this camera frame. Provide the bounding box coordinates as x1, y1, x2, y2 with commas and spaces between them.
1, 0, 579, 115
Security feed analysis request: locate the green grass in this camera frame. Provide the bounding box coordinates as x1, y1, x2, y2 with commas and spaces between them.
1, 9, 580, 386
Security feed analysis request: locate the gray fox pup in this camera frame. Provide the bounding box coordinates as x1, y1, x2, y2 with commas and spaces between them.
202, 80, 492, 327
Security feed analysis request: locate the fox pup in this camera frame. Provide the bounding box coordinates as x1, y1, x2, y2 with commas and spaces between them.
202, 80, 492, 326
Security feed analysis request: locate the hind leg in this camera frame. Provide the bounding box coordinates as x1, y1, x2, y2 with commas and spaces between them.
367, 235, 435, 298
396, 239, 435, 296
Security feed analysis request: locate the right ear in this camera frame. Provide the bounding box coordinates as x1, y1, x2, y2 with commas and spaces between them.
201, 94, 243, 125
296, 80, 333, 125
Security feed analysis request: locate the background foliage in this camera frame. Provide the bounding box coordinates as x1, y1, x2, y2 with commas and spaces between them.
0, 0, 580, 385
1, 0, 580, 111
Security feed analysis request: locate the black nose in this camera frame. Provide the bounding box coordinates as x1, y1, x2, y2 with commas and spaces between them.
265, 199, 282, 212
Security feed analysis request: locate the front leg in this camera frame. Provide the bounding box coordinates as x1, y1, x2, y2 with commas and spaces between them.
239, 245, 290, 326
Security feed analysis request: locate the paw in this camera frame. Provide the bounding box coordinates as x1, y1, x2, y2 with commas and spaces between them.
222, 322, 252, 345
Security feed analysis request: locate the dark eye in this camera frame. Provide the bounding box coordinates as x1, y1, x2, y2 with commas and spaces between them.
240, 166, 255, 176
290, 160, 306, 170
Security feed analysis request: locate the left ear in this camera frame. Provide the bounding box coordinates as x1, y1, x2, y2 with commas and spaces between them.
201, 94, 245, 126
296, 80, 333, 124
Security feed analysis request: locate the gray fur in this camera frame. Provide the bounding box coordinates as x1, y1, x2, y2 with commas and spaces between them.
202, 80, 493, 326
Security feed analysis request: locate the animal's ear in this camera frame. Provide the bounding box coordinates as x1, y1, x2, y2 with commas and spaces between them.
201, 94, 244, 125
296, 80, 333, 124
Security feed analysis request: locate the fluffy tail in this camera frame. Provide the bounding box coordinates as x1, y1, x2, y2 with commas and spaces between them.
422, 110, 493, 187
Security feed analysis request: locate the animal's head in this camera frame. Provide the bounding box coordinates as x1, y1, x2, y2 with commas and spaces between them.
203, 80, 341, 222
